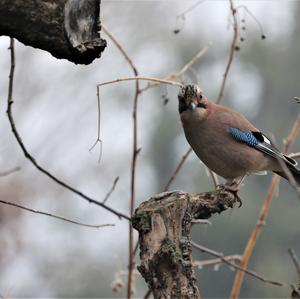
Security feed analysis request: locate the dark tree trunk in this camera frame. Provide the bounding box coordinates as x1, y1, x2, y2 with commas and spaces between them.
132, 190, 238, 299
0, 0, 106, 64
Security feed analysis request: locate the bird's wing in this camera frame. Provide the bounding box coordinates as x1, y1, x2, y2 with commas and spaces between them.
228, 127, 298, 169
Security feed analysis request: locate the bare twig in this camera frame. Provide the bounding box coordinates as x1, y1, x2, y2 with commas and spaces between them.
193, 254, 242, 268
90, 23, 140, 161
97, 77, 183, 89
128, 71, 139, 299
173, 0, 206, 34
0, 199, 114, 229
163, 147, 193, 191
139, 44, 210, 93
192, 241, 285, 287
289, 249, 300, 276
102, 24, 136, 69
88, 84, 103, 163
0, 166, 20, 177
207, 168, 219, 189
235, 5, 266, 39
102, 176, 119, 204
143, 289, 152, 299
289, 249, 300, 297
230, 113, 300, 299
177, 0, 206, 19
6, 38, 130, 221
216, 0, 239, 103
101, 24, 140, 299
289, 249, 300, 275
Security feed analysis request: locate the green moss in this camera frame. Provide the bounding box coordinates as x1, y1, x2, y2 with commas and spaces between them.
132, 210, 151, 233
160, 239, 181, 264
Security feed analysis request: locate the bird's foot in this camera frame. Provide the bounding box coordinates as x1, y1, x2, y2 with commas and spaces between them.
232, 191, 242, 208
215, 184, 242, 207
216, 184, 226, 191
224, 185, 242, 208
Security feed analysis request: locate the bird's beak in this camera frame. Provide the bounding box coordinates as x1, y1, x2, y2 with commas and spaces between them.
189, 102, 196, 110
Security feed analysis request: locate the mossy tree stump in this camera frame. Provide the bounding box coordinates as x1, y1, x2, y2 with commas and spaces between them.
132, 190, 238, 299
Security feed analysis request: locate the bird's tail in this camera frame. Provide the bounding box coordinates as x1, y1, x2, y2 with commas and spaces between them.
274, 163, 300, 186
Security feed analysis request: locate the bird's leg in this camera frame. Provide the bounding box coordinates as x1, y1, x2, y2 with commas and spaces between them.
224, 175, 248, 207
225, 175, 247, 192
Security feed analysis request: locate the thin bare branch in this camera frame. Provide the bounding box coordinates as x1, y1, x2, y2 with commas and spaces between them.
90, 23, 141, 161
102, 23, 136, 71
128, 77, 140, 299
289, 249, 300, 298
289, 248, 300, 276
139, 44, 210, 93
193, 254, 242, 268
6, 38, 130, 221
216, 0, 239, 103
173, 0, 206, 34
97, 76, 183, 89
101, 24, 140, 299
88, 84, 103, 163
192, 241, 285, 287
102, 176, 119, 204
0, 199, 114, 229
235, 5, 266, 39
230, 113, 300, 299
163, 147, 193, 192
207, 168, 219, 189
0, 166, 20, 177
177, 0, 206, 19
143, 289, 152, 299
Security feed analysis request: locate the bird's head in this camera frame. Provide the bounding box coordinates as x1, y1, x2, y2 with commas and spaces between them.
178, 84, 208, 116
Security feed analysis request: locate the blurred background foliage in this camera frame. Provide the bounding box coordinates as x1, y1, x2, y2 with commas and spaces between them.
0, 0, 299, 298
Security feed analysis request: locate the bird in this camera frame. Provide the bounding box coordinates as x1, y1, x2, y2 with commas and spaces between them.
178, 84, 300, 193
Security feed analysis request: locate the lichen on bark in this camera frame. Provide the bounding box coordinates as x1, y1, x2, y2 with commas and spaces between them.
133, 190, 237, 299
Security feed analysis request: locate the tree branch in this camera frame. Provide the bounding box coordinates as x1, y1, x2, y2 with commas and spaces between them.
192, 242, 285, 287
0, 199, 114, 229
0, 0, 106, 64
216, 0, 239, 103
6, 38, 130, 221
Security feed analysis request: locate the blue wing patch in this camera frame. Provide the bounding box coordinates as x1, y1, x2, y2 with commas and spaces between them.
228, 127, 300, 172
228, 127, 259, 147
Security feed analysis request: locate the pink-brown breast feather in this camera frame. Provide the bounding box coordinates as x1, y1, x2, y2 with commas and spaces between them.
180, 102, 274, 179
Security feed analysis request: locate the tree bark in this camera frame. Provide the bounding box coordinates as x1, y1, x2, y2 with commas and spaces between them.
132, 189, 238, 299
0, 0, 106, 64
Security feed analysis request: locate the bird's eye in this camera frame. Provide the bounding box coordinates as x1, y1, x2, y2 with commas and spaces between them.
178, 99, 188, 113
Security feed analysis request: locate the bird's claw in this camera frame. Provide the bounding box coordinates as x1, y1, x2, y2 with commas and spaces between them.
223, 186, 243, 208
215, 184, 242, 207
216, 184, 226, 191
234, 192, 242, 208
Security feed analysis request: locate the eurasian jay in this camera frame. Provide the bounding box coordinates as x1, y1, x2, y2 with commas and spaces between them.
178, 84, 300, 191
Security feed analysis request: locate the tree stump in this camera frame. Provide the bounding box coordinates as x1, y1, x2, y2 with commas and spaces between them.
132, 189, 238, 299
